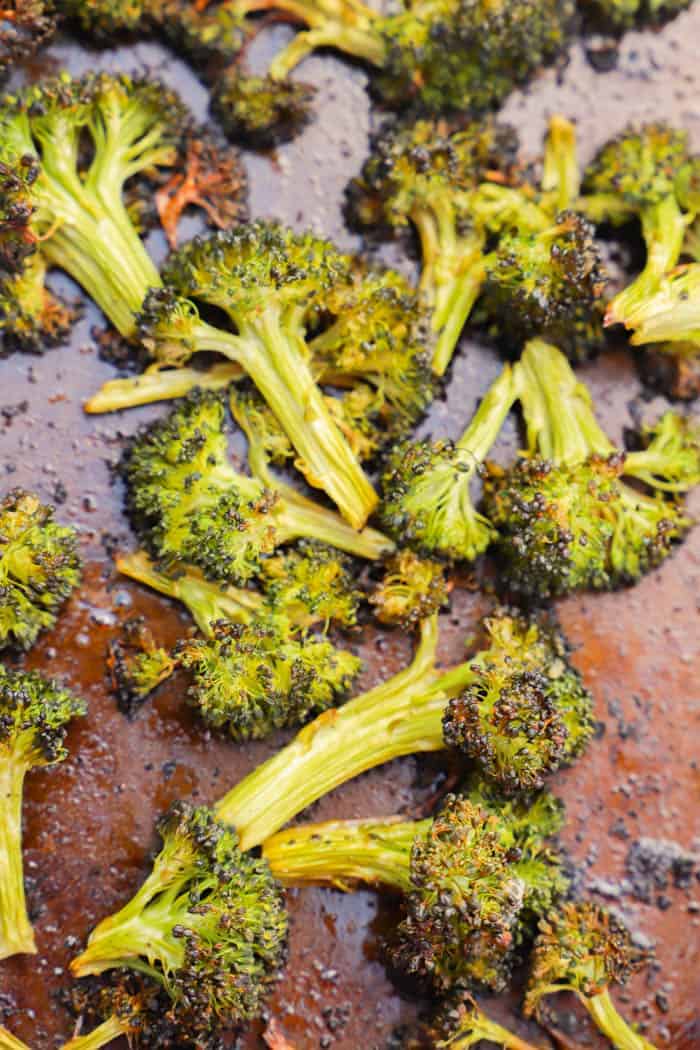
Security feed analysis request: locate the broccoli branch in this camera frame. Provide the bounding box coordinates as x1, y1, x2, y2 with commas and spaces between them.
0, 761, 35, 959
61, 1015, 127, 1050
0, 1027, 31, 1050
84, 362, 241, 414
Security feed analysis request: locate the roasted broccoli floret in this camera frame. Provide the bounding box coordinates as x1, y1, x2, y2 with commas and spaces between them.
434, 994, 541, 1049
580, 0, 693, 31
369, 549, 450, 629
107, 617, 177, 716
582, 124, 696, 331
0, 253, 78, 354
71, 801, 288, 1030
264, 794, 526, 994
484, 340, 700, 597
0, 488, 81, 650
55, 0, 150, 37
135, 224, 380, 526
259, 542, 361, 630
211, 69, 315, 149
0, 1, 56, 81
0, 666, 85, 959
122, 391, 391, 581
380, 365, 518, 560
524, 901, 657, 1050
175, 617, 360, 740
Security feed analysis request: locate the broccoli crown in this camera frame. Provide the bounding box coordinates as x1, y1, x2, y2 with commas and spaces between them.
370, 549, 450, 629
0, 252, 78, 354
159, 0, 248, 65
107, 617, 176, 717
482, 211, 608, 361
0, 664, 85, 766
581, 0, 693, 30
122, 391, 280, 584
387, 794, 525, 994
484, 453, 692, 598
0, 488, 81, 650
443, 610, 594, 792
374, 0, 574, 112
56, 0, 149, 35
0, 155, 39, 271
260, 542, 362, 630
73, 801, 288, 1027
347, 115, 519, 233
583, 124, 690, 211
525, 901, 652, 1013
211, 70, 315, 150
0, 1, 56, 78
176, 617, 360, 740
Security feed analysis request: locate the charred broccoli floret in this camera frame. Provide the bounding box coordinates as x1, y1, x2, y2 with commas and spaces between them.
0, 253, 78, 354
0, 488, 81, 650
175, 617, 360, 740
525, 901, 657, 1050
369, 549, 450, 629
435, 994, 540, 1050
55, 0, 149, 37
484, 340, 700, 597
0, 1, 56, 81
211, 69, 315, 149
71, 801, 288, 1030
380, 365, 518, 560
122, 391, 391, 583
107, 617, 177, 716
580, 0, 693, 31
0, 666, 85, 959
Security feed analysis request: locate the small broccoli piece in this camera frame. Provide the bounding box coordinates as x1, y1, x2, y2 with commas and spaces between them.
580, 0, 692, 30
122, 391, 391, 582
380, 365, 518, 560
84, 361, 242, 415
484, 340, 697, 597
0, 253, 78, 354
55, 0, 149, 36
435, 994, 541, 1049
259, 542, 361, 630
0, 488, 81, 650
0, 1025, 30, 1050
524, 901, 657, 1050
158, 0, 248, 65
211, 69, 315, 149
138, 223, 379, 527
176, 617, 360, 739
582, 124, 695, 330
0, 666, 85, 959
71, 801, 288, 1029
369, 549, 450, 629
107, 617, 177, 716
0, 1, 56, 81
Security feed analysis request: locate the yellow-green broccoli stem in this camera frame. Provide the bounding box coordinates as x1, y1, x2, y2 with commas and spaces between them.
439, 1000, 541, 1049
60, 1015, 127, 1050
0, 759, 37, 960
215, 615, 477, 849
263, 817, 421, 891
84, 362, 242, 414
623, 264, 700, 347
585, 988, 658, 1050
541, 115, 580, 212
0, 1027, 31, 1050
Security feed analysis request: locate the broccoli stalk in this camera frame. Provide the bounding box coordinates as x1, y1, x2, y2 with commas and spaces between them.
436, 996, 541, 1050
380, 364, 519, 559
0, 1027, 30, 1050
618, 262, 700, 348
525, 902, 658, 1050
0, 667, 85, 959
84, 361, 242, 414
541, 114, 580, 213
62, 1016, 127, 1050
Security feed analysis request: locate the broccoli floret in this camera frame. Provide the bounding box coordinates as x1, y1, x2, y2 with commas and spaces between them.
582, 124, 695, 330
259, 542, 361, 630
0, 1, 56, 81
0, 73, 190, 339
176, 617, 360, 739
107, 617, 177, 716
524, 901, 657, 1050
55, 0, 149, 36
70, 801, 288, 1029
369, 549, 450, 629
0, 252, 78, 354
211, 607, 590, 851
380, 365, 518, 560
122, 391, 391, 582
137, 223, 380, 527
484, 340, 699, 597
580, 0, 692, 30
158, 0, 248, 65
0, 665, 85, 959
0, 488, 81, 650
211, 69, 315, 149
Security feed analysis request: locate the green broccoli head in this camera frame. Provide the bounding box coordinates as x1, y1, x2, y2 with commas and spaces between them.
443, 610, 595, 792
583, 123, 690, 217
374, 0, 574, 113
56, 0, 149, 35
71, 801, 288, 1028
107, 617, 176, 717
369, 549, 450, 629
0, 252, 78, 354
159, 0, 248, 65
0, 1, 56, 80
581, 0, 693, 30
211, 69, 315, 149
260, 542, 362, 630
482, 210, 608, 362
0, 488, 81, 650
175, 617, 361, 740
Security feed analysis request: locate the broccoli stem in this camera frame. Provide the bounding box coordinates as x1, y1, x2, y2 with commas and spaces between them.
516, 340, 613, 464
0, 1029, 31, 1050
174, 316, 377, 529
455, 364, 520, 461
263, 817, 421, 892
541, 115, 580, 212
606, 197, 689, 328
0, 760, 37, 960
61, 1016, 128, 1050
115, 550, 265, 635
444, 1008, 541, 1050
84, 363, 242, 414
585, 989, 658, 1050
215, 615, 479, 849
625, 265, 700, 347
